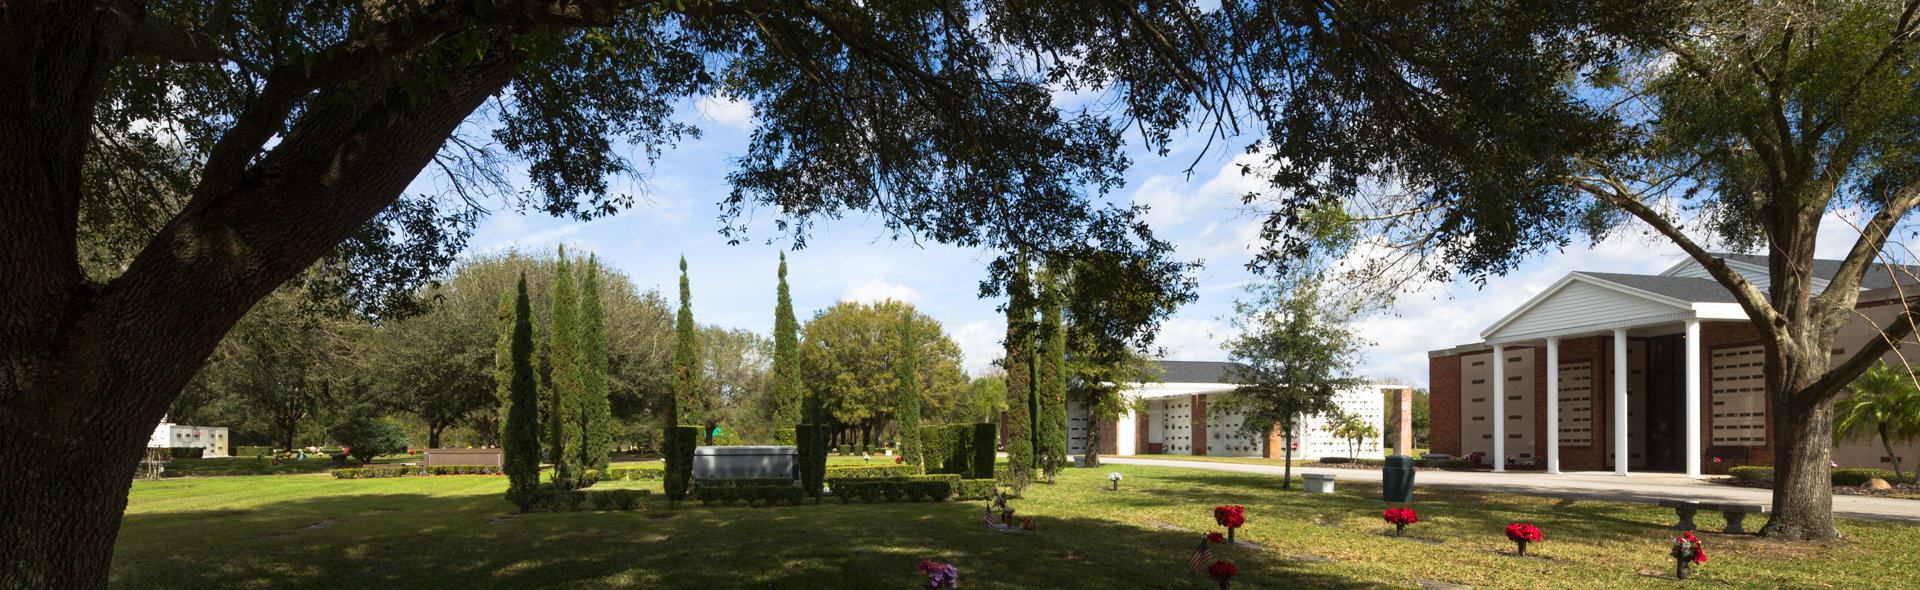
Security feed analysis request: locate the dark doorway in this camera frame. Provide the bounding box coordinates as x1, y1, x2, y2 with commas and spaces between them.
1642, 334, 1688, 472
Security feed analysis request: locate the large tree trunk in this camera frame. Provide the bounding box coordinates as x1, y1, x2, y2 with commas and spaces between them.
1764, 389, 1843, 540
1084, 417, 1103, 468
1881, 429, 1906, 483
0, 10, 525, 583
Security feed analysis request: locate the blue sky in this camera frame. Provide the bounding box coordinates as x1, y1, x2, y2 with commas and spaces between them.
431, 96, 1866, 389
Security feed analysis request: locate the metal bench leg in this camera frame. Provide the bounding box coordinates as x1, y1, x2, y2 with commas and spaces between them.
1673, 508, 1697, 531
1722, 511, 1748, 535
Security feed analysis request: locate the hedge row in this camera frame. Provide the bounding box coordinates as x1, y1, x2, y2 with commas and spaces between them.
331, 465, 504, 478
953, 478, 996, 500
1438, 459, 1473, 470
695, 485, 806, 506
1726, 466, 1912, 486
824, 465, 920, 479
605, 465, 666, 481
1316, 457, 1388, 466
775, 428, 797, 446
699, 477, 794, 487
917, 423, 997, 480
828, 478, 952, 503
167, 447, 205, 459
532, 488, 652, 512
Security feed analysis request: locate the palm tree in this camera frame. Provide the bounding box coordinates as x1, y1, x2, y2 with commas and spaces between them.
1331, 413, 1378, 460
1836, 361, 1920, 483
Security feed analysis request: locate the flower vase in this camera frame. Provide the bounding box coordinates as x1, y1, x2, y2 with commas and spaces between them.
1227, 528, 1236, 543
1394, 523, 1407, 537
1216, 579, 1230, 590
1675, 555, 1692, 580
1515, 539, 1528, 556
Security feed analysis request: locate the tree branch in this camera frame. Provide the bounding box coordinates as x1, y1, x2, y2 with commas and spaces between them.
1572, 178, 1783, 332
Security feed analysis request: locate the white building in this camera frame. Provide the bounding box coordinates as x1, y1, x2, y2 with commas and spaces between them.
149, 421, 231, 457
1064, 361, 1390, 460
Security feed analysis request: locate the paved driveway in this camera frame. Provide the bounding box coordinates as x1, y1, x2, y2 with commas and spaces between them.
1101, 457, 1920, 525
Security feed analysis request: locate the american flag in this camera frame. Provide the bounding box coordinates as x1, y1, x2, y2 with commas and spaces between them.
984, 507, 998, 527
1188, 538, 1213, 575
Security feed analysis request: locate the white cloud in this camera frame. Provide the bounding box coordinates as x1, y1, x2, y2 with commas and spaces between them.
698, 95, 754, 131
1155, 317, 1236, 361
841, 277, 923, 305
952, 319, 1004, 375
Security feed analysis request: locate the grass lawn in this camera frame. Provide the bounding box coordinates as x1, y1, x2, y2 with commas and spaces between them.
113, 464, 1917, 589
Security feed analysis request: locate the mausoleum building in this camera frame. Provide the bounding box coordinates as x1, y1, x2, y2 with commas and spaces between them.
1429, 253, 1920, 477
1062, 360, 1393, 460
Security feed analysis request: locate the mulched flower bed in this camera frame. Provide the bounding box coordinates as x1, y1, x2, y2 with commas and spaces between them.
1710, 477, 1920, 497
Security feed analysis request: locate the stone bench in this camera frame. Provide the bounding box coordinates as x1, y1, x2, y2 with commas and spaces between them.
1657, 500, 1769, 534
1302, 473, 1337, 494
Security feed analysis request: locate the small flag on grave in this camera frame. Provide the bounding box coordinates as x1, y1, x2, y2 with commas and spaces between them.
984, 507, 998, 528
1188, 538, 1213, 575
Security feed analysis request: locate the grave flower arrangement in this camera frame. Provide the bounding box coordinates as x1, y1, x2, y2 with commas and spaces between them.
1109, 472, 1123, 490
1504, 523, 1542, 556
1383, 508, 1418, 537
1207, 560, 1238, 589
1670, 531, 1707, 580
916, 559, 959, 588
1207, 532, 1226, 543
1214, 505, 1246, 542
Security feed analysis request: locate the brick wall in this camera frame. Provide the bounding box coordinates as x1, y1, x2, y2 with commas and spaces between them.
1430, 352, 1462, 456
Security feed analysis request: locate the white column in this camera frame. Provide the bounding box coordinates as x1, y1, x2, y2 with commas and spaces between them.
1685, 320, 1703, 479
1546, 337, 1561, 474
1492, 344, 1506, 473
1614, 328, 1630, 476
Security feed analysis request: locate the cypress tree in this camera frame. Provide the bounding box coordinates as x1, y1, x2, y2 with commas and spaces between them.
1038, 268, 1069, 482
896, 310, 923, 474
1003, 257, 1036, 488
672, 256, 702, 437
502, 274, 542, 510
771, 253, 803, 432
494, 288, 513, 444
549, 247, 582, 488
578, 255, 613, 472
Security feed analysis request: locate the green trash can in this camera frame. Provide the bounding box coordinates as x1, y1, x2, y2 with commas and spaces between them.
1382, 455, 1415, 502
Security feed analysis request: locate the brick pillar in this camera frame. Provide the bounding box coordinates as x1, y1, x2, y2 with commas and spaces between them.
1397, 387, 1414, 455
1192, 394, 1208, 456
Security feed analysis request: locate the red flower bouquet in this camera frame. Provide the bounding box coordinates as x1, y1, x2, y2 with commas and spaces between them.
1214, 505, 1246, 542
1207, 560, 1238, 580
1383, 508, 1418, 536
1504, 523, 1542, 555
1670, 531, 1707, 579
1207, 532, 1226, 543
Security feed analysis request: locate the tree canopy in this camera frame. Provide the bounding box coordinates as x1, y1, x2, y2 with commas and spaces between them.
799, 300, 968, 442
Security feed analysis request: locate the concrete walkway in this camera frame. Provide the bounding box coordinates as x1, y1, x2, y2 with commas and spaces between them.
1102, 457, 1920, 525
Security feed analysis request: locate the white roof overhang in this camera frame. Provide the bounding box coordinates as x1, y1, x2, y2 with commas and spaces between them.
1479, 274, 1750, 345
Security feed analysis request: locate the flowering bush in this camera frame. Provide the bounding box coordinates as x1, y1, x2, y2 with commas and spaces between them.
1505, 523, 1542, 542
916, 560, 958, 588
1207, 560, 1238, 580
1672, 532, 1707, 563
1383, 508, 1418, 525
1207, 532, 1226, 543
1214, 505, 1246, 529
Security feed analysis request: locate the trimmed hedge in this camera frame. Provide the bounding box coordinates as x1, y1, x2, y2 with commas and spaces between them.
168, 447, 205, 459
970, 424, 996, 480
331, 465, 504, 478
1437, 459, 1472, 470
1724, 466, 1910, 486
776, 428, 796, 446
826, 476, 955, 504
915, 423, 999, 480
529, 487, 650, 511
664, 425, 698, 501
606, 465, 666, 480
954, 479, 996, 500
698, 477, 795, 487
1729, 466, 1772, 481
695, 485, 805, 506
825, 465, 919, 478
235, 446, 274, 457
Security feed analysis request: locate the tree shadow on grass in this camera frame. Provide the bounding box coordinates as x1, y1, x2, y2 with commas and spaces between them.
113, 491, 1405, 590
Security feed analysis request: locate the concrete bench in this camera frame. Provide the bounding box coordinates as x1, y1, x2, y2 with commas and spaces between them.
1302, 473, 1337, 494
1657, 500, 1770, 534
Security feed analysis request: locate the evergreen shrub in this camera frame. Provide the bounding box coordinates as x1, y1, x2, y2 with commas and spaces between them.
825, 465, 918, 478
1318, 457, 1352, 464
776, 429, 797, 446
606, 465, 665, 480
664, 425, 699, 501
1729, 466, 1774, 481
1832, 468, 1900, 486
955, 479, 995, 500
970, 424, 997, 480
1438, 459, 1473, 470
167, 447, 204, 459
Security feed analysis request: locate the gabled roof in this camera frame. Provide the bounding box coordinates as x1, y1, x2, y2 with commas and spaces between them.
1662, 253, 1920, 291
1150, 360, 1248, 385
1575, 272, 1739, 303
